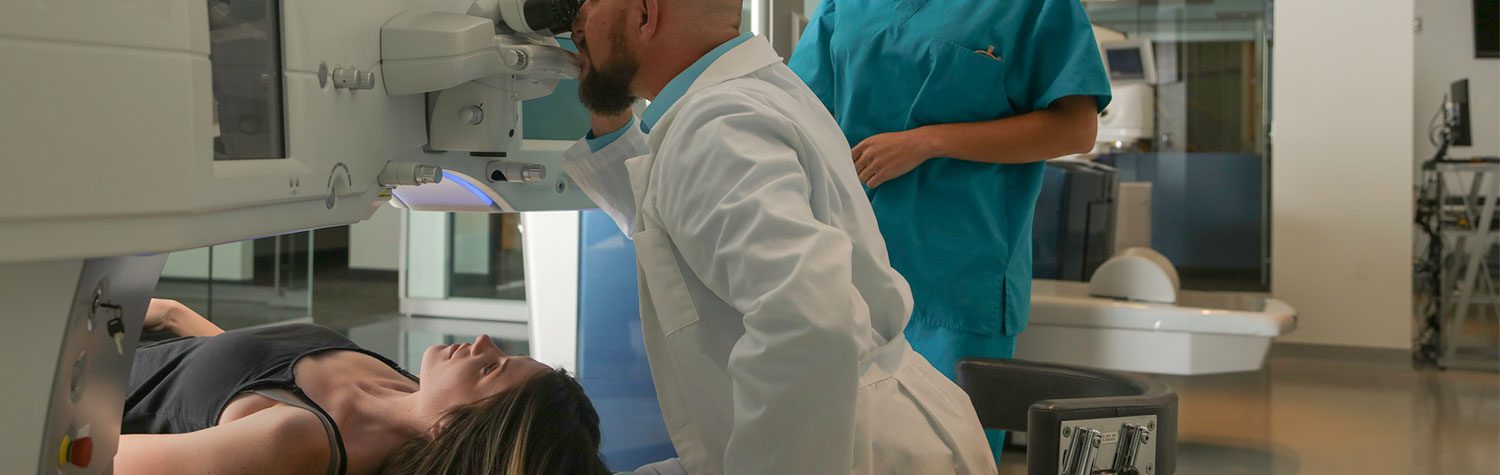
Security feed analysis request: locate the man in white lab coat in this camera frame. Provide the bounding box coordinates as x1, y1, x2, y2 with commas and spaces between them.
563, 0, 995, 473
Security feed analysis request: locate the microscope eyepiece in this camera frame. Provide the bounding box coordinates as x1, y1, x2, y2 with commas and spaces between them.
516, 0, 583, 36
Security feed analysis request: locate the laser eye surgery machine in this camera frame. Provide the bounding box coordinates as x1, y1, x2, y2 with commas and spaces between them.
0, 0, 588, 472
0, 2, 1187, 473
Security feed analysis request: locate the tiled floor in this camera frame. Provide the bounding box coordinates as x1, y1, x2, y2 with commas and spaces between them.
1000, 346, 1500, 475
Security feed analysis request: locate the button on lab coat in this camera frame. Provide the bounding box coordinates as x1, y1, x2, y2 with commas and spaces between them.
562, 37, 995, 474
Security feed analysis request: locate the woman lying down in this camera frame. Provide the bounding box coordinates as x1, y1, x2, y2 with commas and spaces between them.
114, 299, 611, 475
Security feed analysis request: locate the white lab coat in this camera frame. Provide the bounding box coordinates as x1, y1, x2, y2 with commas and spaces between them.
563, 37, 996, 475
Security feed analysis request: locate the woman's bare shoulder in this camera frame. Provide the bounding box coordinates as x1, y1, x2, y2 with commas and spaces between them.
116, 404, 332, 475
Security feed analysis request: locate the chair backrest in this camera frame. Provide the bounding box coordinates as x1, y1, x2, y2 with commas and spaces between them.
957, 358, 1178, 475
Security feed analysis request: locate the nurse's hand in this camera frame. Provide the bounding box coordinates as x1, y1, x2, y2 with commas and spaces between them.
852, 128, 937, 188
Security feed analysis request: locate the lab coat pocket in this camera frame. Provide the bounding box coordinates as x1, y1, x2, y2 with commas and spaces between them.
632, 228, 703, 336
907, 38, 1013, 127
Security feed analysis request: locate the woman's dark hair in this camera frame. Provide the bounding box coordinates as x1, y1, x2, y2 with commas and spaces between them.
382, 368, 610, 475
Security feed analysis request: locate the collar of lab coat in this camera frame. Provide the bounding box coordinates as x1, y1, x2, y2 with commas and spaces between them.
645, 34, 783, 142
641, 32, 756, 133
623, 36, 784, 235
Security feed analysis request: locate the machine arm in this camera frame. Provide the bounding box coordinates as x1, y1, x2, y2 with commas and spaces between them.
381, 10, 577, 97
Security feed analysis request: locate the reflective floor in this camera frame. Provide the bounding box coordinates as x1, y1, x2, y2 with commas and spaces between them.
157, 257, 1500, 475
1001, 345, 1500, 475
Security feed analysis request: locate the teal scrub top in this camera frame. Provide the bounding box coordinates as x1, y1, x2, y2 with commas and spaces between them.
789, 0, 1111, 337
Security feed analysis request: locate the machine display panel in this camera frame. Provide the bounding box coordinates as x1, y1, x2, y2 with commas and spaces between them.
1106, 47, 1147, 81
209, 0, 287, 160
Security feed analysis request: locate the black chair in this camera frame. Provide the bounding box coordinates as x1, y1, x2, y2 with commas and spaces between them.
957, 358, 1178, 475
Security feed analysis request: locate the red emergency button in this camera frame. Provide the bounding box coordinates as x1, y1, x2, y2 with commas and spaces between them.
70, 436, 94, 467
58, 435, 93, 468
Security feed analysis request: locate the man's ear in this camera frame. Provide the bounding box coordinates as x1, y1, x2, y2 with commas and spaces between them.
639, 0, 660, 40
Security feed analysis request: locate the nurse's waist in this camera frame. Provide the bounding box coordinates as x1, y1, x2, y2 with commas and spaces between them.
890, 253, 1029, 274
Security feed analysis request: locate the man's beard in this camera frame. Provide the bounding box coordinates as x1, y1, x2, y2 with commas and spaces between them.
578, 40, 640, 115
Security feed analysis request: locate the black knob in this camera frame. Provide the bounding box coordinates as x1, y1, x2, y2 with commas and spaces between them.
523, 0, 584, 36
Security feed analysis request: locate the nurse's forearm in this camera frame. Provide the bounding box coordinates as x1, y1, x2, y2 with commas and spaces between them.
920, 95, 1098, 165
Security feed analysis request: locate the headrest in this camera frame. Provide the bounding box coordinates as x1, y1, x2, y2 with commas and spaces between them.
1088, 247, 1180, 304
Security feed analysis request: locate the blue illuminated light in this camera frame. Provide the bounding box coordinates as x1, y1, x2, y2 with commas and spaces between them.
443, 171, 496, 207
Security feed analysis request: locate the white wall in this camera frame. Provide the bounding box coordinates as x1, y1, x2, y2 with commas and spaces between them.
1272, 0, 1415, 349
406, 211, 450, 299
1414, 0, 1500, 162
349, 204, 402, 271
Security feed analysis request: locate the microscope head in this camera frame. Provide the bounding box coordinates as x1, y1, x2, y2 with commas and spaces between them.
470, 0, 585, 36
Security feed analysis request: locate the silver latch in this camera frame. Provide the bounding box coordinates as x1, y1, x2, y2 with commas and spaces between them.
378, 162, 444, 187
1058, 415, 1157, 475
332, 67, 376, 90
486, 161, 547, 183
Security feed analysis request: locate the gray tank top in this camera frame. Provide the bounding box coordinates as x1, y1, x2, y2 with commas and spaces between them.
123, 323, 418, 475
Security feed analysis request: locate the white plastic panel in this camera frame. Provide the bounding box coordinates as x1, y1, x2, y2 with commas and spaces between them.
0, 0, 426, 264
0, 1, 201, 53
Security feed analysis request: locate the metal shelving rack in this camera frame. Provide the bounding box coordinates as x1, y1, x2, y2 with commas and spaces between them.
1416, 160, 1500, 371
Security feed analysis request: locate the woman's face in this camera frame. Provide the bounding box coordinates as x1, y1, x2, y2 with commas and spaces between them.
416, 334, 551, 425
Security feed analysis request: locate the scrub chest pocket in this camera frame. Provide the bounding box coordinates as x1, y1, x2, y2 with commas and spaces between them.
906, 38, 1013, 128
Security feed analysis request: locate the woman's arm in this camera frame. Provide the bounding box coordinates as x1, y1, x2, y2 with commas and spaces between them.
115, 405, 330, 475
145, 299, 225, 337
852, 95, 1099, 187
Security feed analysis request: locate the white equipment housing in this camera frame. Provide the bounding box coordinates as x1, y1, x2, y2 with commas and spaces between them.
0, 0, 587, 472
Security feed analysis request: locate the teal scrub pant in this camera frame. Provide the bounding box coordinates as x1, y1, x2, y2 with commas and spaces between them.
904, 320, 1019, 466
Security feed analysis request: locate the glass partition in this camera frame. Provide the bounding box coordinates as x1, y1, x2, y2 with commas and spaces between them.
153, 231, 314, 331
1086, 0, 1273, 291
448, 213, 527, 301
152, 217, 405, 335
404, 209, 530, 322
